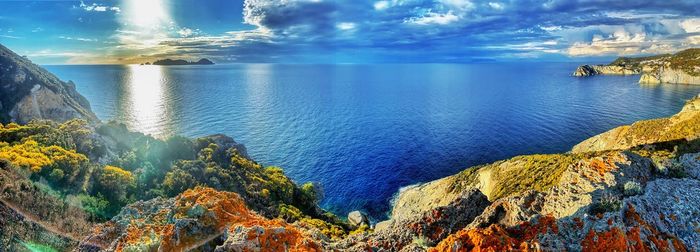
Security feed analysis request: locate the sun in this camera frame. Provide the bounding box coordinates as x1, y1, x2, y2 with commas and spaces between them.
122, 0, 171, 29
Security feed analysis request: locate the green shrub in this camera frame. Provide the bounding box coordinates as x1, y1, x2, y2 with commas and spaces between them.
278, 204, 304, 222
589, 193, 621, 215
623, 181, 643, 196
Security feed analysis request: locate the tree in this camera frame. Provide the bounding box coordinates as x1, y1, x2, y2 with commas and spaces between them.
96, 165, 135, 203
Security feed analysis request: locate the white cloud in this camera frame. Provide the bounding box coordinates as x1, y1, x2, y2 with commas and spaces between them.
539, 25, 562, 32
177, 28, 199, 37
336, 22, 356, 30
488, 2, 504, 10
439, 0, 474, 12
374, 1, 389, 10
404, 11, 459, 25
0, 35, 21, 39
79, 1, 121, 13
58, 36, 98, 42
680, 18, 700, 33
567, 31, 650, 56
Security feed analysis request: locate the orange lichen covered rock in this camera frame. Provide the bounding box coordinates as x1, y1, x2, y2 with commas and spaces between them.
78, 187, 321, 252
429, 215, 558, 252
581, 227, 628, 252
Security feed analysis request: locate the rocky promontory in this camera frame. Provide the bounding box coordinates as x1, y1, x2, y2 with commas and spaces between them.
0, 44, 97, 124
574, 48, 700, 85
572, 65, 641, 77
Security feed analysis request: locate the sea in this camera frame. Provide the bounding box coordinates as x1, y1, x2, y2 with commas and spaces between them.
45, 63, 700, 220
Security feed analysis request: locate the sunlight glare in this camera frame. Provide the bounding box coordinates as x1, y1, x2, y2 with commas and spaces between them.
124, 65, 167, 137
123, 0, 170, 28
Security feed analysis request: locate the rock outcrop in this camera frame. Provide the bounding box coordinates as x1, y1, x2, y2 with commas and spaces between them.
0, 44, 97, 124
574, 48, 700, 85
639, 66, 700, 84
78, 187, 323, 251
572, 65, 641, 77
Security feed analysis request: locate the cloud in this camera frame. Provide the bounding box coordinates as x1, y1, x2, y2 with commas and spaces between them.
374, 1, 390, 10
336, 22, 356, 30
488, 2, 504, 10
243, 0, 337, 33
404, 11, 460, 25
37, 0, 700, 63
567, 31, 649, 56
79, 1, 121, 13
58, 36, 98, 42
177, 28, 201, 38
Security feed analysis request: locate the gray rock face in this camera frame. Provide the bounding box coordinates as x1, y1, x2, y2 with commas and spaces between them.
573, 64, 641, 77
680, 152, 700, 179
639, 66, 700, 85
336, 189, 489, 251
348, 210, 369, 227
0, 44, 97, 124
624, 178, 700, 249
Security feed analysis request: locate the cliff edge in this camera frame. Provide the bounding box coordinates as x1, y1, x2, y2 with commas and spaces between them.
573, 48, 700, 85
384, 95, 700, 251
0, 44, 97, 124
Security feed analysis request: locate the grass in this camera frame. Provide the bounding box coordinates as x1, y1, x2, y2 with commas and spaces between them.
452, 152, 598, 200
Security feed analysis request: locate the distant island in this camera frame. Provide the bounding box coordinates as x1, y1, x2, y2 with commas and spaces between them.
573, 48, 700, 85
149, 58, 215, 65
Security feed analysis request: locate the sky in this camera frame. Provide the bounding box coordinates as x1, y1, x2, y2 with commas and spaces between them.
1, 0, 700, 64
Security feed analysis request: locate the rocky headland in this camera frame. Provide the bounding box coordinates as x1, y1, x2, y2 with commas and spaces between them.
0, 44, 97, 124
2, 43, 700, 251
574, 48, 700, 85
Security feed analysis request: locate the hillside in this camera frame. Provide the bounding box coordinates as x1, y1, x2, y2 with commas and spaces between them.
0, 44, 97, 124
573, 48, 700, 85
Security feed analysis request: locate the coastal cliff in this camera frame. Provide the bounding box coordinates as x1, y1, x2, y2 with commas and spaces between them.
572, 65, 640, 76
384, 95, 700, 251
0, 44, 97, 124
574, 48, 700, 85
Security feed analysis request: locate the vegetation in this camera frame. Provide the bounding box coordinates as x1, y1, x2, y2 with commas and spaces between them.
667, 48, 700, 76
607, 48, 700, 76
623, 181, 643, 196
299, 217, 347, 239
453, 153, 598, 200
608, 54, 668, 68
589, 193, 622, 215
0, 119, 353, 236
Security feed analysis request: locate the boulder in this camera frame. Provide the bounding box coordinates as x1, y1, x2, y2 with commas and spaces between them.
348, 211, 369, 227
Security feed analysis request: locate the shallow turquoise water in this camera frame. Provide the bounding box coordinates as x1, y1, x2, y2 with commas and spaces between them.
46, 63, 700, 220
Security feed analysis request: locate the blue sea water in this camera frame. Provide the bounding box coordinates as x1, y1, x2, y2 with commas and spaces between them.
45, 63, 700, 220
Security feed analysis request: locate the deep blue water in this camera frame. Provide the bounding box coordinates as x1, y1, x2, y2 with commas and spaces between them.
45, 63, 700, 220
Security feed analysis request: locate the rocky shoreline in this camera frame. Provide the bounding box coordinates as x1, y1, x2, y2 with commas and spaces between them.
3, 42, 700, 251
573, 48, 700, 85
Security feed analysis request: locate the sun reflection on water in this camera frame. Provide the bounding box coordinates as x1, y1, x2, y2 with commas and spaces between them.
122, 65, 168, 137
